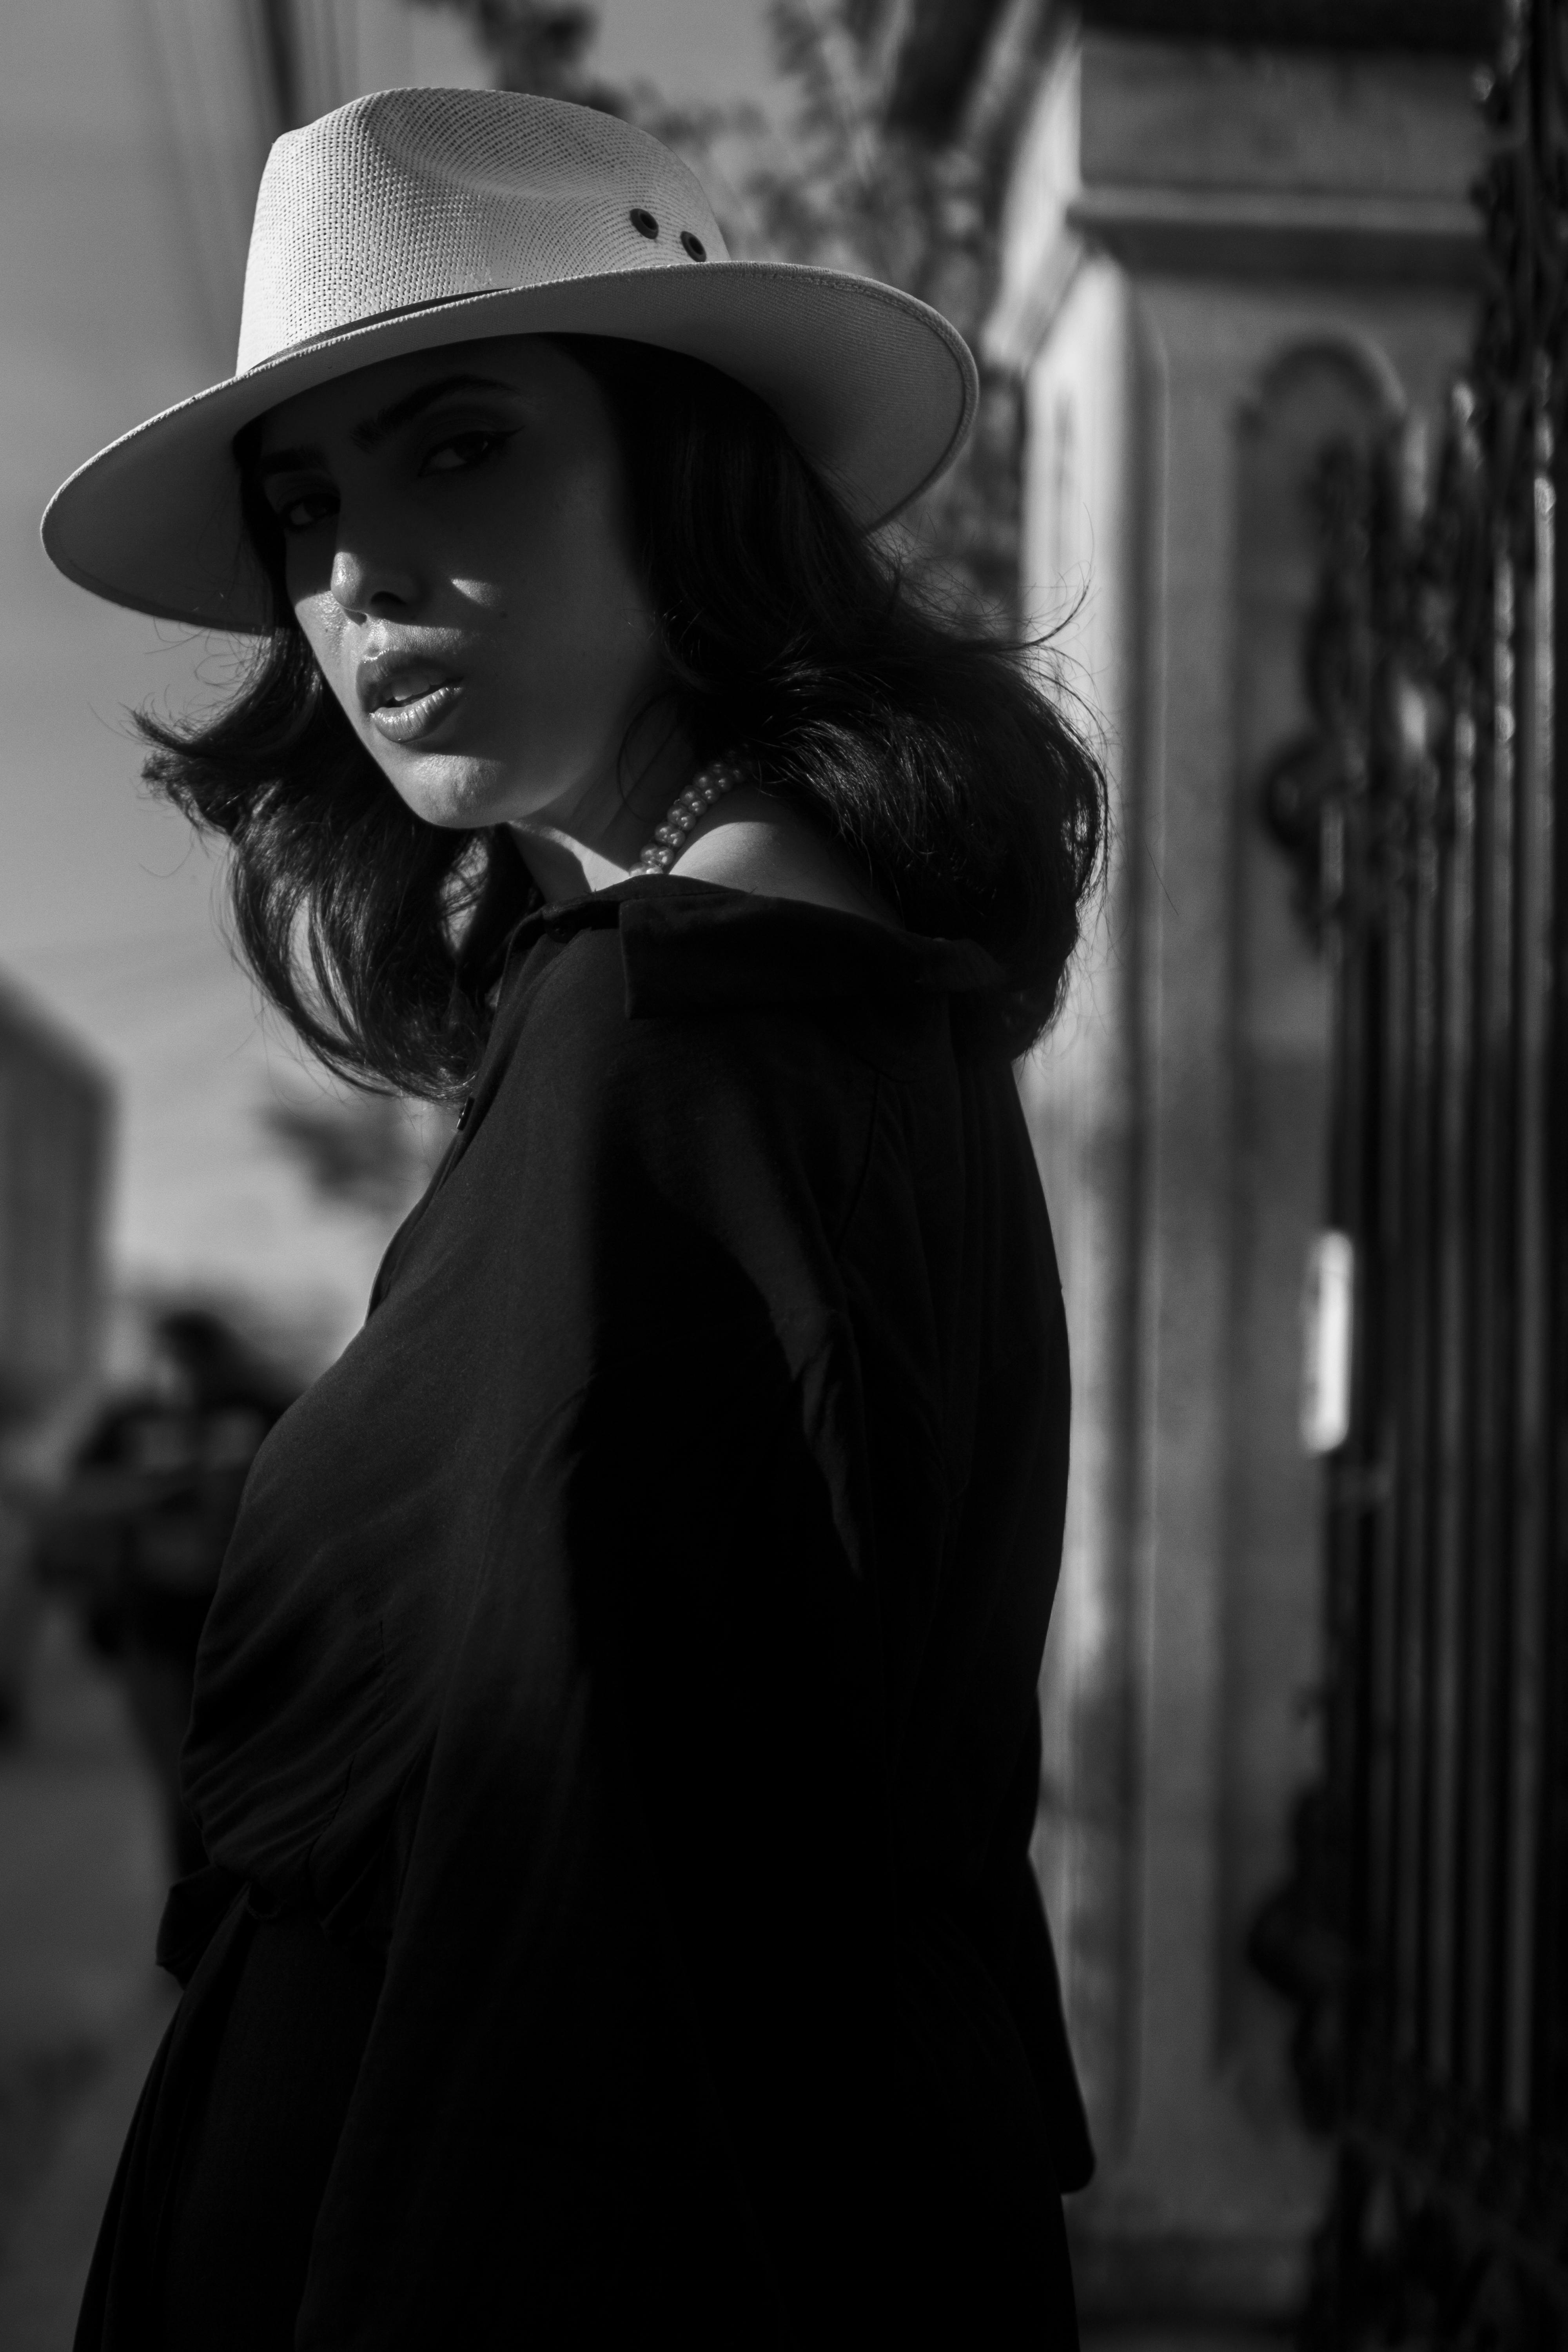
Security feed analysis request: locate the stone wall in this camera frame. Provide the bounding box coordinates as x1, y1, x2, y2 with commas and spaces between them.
989, 24, 1485, 2325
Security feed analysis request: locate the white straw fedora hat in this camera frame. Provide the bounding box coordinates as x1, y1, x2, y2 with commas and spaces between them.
42, 86, 978, 635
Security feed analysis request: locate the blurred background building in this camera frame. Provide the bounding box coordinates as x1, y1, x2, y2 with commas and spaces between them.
0, 980, 107, 1715
2, 0, 1544, 2345
980, 0, 1493, 2336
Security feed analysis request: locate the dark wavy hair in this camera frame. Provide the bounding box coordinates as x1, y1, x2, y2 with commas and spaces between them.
138, 336, 1105, 1096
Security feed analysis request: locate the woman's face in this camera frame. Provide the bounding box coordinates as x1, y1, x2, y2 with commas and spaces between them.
254, 338, 662, 835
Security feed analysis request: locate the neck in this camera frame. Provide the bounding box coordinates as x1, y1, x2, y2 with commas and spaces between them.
506, 724, 695, 901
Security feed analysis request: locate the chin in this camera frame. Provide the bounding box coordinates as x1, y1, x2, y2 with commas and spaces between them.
378, 752, 521, 833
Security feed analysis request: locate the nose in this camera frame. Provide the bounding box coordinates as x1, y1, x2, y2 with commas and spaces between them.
329, 537, 419, 621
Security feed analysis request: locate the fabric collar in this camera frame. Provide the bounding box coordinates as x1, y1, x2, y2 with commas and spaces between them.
501, 878, 1002, 1016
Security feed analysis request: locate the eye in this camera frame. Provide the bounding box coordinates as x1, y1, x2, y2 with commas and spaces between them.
420, 428, 514, 475
267, 485, 337, 535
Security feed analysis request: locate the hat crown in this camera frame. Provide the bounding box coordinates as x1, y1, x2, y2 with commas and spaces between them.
237, 87, 730, 374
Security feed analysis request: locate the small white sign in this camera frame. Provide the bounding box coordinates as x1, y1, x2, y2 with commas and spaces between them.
1301, 1231, 1354, 1455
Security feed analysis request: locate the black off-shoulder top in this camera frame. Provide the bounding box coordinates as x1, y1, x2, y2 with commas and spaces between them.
78, 880, 1090, 2351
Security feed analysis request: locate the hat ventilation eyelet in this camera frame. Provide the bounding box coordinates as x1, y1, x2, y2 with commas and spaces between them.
629, 207, 659, 239
680, 231, 708, 261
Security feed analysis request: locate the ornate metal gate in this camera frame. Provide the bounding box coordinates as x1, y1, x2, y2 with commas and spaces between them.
1254, 3, 1568, 2341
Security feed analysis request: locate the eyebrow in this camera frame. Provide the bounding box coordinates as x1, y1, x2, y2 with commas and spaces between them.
254, 374, 519, 478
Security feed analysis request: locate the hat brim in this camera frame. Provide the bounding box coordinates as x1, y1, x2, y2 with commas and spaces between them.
41, 260, 978, 634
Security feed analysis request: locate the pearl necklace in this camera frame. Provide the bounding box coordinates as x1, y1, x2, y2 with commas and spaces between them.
632, 757, 742, 876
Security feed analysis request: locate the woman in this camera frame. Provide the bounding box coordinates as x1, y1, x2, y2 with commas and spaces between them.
45, 87, 1102, 2350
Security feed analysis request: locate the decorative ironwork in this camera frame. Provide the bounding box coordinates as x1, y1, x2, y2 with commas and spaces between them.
1251, 1, 1568, 2341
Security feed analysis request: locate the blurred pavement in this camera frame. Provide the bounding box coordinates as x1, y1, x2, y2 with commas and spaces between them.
0, 1603, 172, 2350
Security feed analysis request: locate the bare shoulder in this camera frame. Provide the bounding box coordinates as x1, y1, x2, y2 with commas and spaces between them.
669, 786, 900, 929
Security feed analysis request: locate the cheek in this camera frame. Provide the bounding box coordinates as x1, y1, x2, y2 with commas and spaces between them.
500, 450, 651, 653
292, 596, 355, 712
